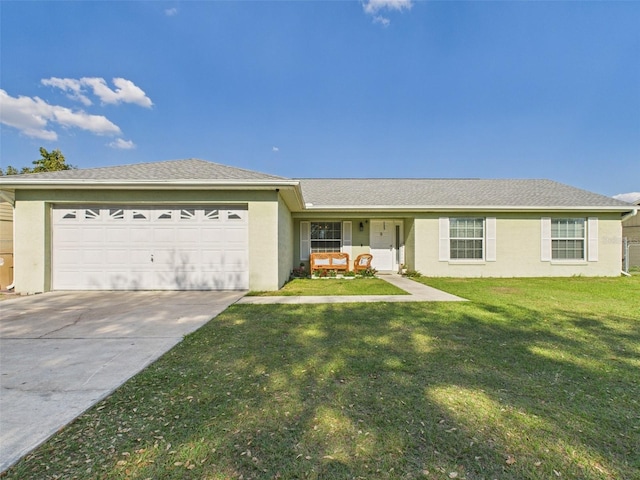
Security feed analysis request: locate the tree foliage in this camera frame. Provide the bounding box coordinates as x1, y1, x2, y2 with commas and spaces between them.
1, 148, 76, 175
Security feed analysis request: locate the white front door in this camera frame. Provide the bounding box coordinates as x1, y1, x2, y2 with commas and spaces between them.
370, 220, 403, 271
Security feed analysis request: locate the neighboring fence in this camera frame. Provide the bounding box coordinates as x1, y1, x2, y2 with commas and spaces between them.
623, 237, 640, 273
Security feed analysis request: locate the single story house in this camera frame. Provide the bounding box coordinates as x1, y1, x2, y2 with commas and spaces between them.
0, 159, 636, 293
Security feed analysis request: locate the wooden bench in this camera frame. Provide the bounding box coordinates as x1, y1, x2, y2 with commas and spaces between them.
310, 252, 350, 274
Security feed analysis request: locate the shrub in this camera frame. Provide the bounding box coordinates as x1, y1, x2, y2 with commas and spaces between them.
290, 264, 308, 279
403, 269, 422, 278
359, 267, 377, 278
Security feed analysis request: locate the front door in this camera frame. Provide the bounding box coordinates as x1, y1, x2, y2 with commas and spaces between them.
370, 220, 403, 271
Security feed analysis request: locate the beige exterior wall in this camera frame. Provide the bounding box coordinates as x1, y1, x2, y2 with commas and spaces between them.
0, 202, 14, 289
291, 212, 622, 277
13, 189, 283, 293
404, 218, 416, 270
277, 195, 294, 287
414, 212, 622, 277
14, 197, 50, 293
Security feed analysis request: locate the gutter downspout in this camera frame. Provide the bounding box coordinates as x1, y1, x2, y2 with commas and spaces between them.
622, 207, 638, 222
621, 208, 638, 277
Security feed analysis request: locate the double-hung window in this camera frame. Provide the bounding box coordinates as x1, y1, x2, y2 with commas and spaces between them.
551, 218, 585, 260
449, 218, 484, 260
439, 217, 496, 262
541, 217, 597, 262
310, 222, 342, 253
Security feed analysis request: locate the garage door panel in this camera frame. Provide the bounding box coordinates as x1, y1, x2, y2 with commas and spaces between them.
56, 249, 81, 265
107, 228, 129, 242
55, 226, 81, 243
200, 228, 224, 243
53, 205, 248, 290
81, 249, 105, 266
105, 249, 130, 266
178, 227, 203, 243
131, 228, 151, 242
152, 227, 176, 243
223, 227, 248, 244
222, 251, 248, 270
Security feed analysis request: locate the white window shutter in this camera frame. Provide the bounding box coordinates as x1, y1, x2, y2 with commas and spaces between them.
342, 221, 352, 257
485, 217, 496, 261
439, 217, 450, 261
541, 217, 551, 261
300, 221, 310, 261
588, 217, 598, 261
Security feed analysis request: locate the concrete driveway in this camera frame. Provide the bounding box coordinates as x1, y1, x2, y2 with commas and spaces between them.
0, 290, 244, 473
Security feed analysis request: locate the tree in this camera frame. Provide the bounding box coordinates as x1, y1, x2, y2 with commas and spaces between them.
1, 148, 76, 175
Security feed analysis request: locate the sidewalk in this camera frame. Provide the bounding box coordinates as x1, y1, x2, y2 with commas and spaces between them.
237, 274, 466, 304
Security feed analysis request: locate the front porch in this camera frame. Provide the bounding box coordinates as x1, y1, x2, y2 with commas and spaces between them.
293, 217, 411, 273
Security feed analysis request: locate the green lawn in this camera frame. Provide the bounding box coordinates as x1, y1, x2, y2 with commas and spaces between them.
248, 277, 409, 296
5, 277, 639, 479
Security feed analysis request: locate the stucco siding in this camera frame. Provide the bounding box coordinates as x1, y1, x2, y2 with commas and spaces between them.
414, 213, 622, 277
277, 195, 294, 288
14, 198, 49, 293
248, 200, 280, 291
404, 218, 415, 271
13, 189, 282, 293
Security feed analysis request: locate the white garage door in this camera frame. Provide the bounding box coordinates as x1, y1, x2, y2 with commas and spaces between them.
52, 205, 249, 290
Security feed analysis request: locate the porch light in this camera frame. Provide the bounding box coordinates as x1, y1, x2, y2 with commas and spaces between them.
359, 222, 364, 232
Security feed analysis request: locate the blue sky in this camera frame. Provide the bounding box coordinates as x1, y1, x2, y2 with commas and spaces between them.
1, 1, 639, 200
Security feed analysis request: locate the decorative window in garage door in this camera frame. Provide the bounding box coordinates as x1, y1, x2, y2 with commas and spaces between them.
109, 208, 125, 220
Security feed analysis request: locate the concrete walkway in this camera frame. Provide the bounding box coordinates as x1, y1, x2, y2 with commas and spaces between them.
0, 291, 244, 473
237, 273, 466, 304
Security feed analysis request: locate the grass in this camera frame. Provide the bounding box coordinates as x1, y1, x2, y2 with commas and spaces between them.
4, 276, 640, 479
248, 277, 409, 296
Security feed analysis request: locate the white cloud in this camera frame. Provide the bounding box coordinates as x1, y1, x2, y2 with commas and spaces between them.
272, 146, 280, 152
41, 77, 92, 106
0, 89, 121, 141
109, 138, 136, 150
363, 0, 412, 15
165, 7, 178, 16
42, 77, 153, 108
373, 15, 391, 27
613, 192, 640, 204
362, 0, 412, 25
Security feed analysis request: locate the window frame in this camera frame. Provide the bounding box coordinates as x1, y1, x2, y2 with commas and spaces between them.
448, 217, 485, 260
551, 218, 586, 261
310, 221, 342, 253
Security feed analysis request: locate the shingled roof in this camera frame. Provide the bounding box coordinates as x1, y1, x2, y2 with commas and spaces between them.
298, 178, 632, 210
1, 159, 290, 182
1, 159, 633, 212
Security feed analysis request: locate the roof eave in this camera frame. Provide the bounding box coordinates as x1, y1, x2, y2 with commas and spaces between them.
1, 179, 307, 210
301, 205, 634, 213
0, 179, 299, 189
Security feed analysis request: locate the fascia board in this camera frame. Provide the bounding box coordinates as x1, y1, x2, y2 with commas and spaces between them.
0, 179, 300, 189
300, 205, 635, 213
